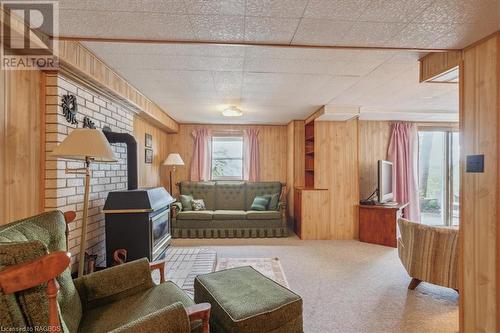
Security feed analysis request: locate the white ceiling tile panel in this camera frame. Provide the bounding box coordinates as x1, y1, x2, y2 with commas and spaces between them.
342, 22, 407, 46
59, 0, 187, 13
358, 0, 433, 23
292, 19, 354, 45
189, 15, 244, 41
58, 10, 195, 39
245, 0, 309, 18
303, 0, 371, 20
429, 22, 498, 49
415, 0, 498, 24
387, 22, 454, 48
244, 17, 300, 43
184, 0, 245, 15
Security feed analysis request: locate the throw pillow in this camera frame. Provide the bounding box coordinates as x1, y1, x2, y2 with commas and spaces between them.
191, 199, 206, 211
268, 193, 280, 211
251, 195, 270, 211
179, 194, 194, 211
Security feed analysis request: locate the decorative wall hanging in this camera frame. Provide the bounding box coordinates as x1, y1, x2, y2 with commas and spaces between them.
83, 117, 96, 129
61, 94, 78, 125
145, 148, 153, 164
145, 133, 152, 148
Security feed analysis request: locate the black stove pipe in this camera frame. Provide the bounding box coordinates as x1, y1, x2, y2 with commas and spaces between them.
102, 126, 138, 190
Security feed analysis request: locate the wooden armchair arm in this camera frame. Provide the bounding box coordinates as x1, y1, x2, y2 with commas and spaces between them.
0, 251, 71, 331
150, 259, 166, 283
187, 303, 211, 333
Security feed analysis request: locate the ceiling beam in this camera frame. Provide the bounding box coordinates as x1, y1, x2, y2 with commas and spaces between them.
53, 36, 459, 53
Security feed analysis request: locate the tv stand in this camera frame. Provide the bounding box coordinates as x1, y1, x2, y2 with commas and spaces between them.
358, 202, 408, 247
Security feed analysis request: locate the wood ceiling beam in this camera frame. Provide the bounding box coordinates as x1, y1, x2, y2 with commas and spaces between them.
53, 36, 460, 53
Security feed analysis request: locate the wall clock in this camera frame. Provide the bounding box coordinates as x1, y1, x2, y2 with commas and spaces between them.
61, 94, 78, 125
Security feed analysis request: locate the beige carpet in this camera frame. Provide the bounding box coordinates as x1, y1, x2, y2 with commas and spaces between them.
216, 257, 289, 288
173, 234, 458, 333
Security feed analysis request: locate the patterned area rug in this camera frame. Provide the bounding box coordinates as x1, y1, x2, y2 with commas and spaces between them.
215, 257, 289, 288
152, 247, 217, 298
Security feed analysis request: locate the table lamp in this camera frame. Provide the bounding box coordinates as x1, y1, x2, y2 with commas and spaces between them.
164, 153, 185, 195
51, 128, 117, 277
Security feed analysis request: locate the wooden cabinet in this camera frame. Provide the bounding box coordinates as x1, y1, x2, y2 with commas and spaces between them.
358, 203, 408, 247
294, 188, 329, 240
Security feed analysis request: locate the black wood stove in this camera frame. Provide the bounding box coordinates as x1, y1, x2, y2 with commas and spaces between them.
102, 128, 175, 267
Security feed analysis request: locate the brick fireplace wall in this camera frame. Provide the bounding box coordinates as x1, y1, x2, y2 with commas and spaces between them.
44, 73, 136, 269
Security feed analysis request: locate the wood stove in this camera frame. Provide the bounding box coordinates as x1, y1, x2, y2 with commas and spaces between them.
103, 187, 175, 266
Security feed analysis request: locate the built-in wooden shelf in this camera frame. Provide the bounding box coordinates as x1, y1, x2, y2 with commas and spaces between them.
305, 150, 314, 155
304, 121, 315, 188
305, 136, 314, 142
305, 168, 315, 172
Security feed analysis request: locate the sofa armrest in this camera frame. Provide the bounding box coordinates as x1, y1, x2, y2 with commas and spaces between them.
172, 202, 182, 218
74, 258, 155, 309
278, 202, 287, 218
110, 302, 191, 333
149, 259, 166, 283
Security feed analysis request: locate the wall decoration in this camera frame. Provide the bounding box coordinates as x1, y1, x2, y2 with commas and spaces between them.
61, 94, 78, 125
145, 133, 152, 148
145, 148, 153, 164
83, 116, 96, 129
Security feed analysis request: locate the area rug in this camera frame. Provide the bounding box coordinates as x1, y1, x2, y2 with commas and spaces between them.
152, 247, 217, 298
215, 257, 289, 288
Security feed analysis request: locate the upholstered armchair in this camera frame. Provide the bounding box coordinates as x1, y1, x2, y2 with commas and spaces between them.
397, 218, 459, 291
0, 210, 210, 333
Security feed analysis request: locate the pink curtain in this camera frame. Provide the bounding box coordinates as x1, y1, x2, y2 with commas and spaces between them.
244, 129, 260, 181
190, 129, 211, 181
387, 123, 420, 221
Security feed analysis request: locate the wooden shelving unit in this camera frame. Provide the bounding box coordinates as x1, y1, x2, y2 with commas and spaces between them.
304, 121, 315, 188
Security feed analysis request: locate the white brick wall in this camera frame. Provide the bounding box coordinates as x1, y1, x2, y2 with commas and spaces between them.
45, 73, 135, 269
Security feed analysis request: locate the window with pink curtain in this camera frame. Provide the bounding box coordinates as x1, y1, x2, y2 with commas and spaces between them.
243, 129, 260, 182
190, 128, 211, 181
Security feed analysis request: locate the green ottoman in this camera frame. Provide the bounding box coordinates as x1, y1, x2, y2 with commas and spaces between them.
194, 266, 303, 333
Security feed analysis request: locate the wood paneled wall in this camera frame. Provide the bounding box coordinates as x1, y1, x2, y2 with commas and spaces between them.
314, 119, 360, 239
133, 116, 170, 188
286, 121, 304, 221
460, 33, 499, 333
358, 121, 391, 200
419, 51, 462, 82
0, 70, 43, 225
166, 124, 287, 196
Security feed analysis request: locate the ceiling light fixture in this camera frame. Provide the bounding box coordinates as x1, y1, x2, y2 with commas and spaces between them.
222, 106, 243, 117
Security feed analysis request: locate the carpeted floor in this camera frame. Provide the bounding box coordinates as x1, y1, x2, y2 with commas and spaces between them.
172, 234, 458, 333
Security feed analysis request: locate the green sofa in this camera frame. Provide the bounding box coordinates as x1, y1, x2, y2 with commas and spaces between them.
172, 181, 288, 238
0, 211, 205, 333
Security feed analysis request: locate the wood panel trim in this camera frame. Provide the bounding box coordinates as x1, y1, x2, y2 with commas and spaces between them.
419, 51, 462, 83
39, 72, 47, 212
305, 107, 325, 124
54, 36, 460, 53
497, 33, 500, 333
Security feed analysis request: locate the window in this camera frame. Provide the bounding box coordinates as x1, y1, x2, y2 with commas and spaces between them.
211, 136, 244, 180
418, 129, 459, 226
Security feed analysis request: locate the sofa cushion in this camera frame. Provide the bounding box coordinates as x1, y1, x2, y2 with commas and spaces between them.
267, 193, 280, 211
250, 196, 269, 211
245, 182, 282, 210
78, 281, 195, 333
179, 195, 193, 211
215, 182, 245, 210
213, 210, 247, 220
246, 211, 281, 220
179, 181, 216, 210
194, 266, 302, 332
177, 211, 213, 220
191, 199, 206, 211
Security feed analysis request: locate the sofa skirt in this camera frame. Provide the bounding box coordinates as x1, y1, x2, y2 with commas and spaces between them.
172, 226, 288, 238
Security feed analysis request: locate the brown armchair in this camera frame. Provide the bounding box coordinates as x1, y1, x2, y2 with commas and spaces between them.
0, 210, 210, 333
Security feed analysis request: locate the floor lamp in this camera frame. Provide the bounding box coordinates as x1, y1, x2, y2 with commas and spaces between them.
164, 153, 185, 195
51, 128, 117, 277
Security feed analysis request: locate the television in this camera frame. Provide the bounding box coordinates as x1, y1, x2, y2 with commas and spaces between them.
377, 160, 394, 204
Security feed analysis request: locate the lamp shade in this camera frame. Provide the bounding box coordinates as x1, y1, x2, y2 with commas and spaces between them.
164, 153, 184, 166
51, 128, 117, 162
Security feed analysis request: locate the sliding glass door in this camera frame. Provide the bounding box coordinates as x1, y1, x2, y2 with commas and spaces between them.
418, 129, 459, 226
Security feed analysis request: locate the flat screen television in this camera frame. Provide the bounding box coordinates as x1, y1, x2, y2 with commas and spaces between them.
377, 160, 394, 204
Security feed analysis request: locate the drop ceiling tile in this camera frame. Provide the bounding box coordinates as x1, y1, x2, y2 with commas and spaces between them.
190, 15, 244, 41
342, 22, 407, 46
292, 19, 354, 45
184, 0, 245, 15
59, 0, 187, 13
387, 22, 454, 48
244, 57, 336, 74
244, 17, 300, 43
245, 0, 309, 18
58, 10, 194, 39
415, 0, 498, 24
359, 0, 433, 23
429, 22, 498, 49
213, 71, 243, 86
303, 0, 371, 20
